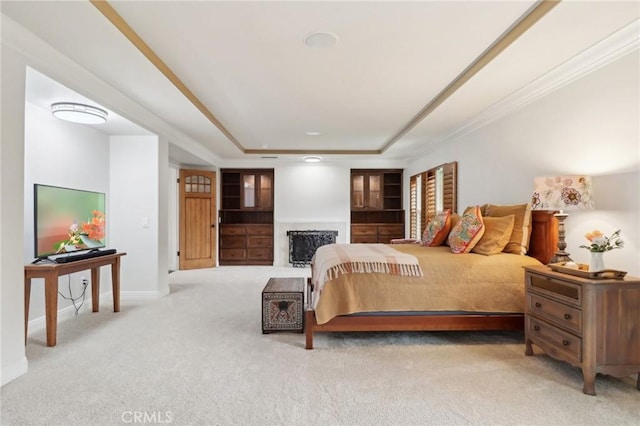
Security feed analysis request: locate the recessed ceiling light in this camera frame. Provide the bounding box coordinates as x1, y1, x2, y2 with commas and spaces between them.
304, 156, 322, 163
51, 102, 108, 124
304, 32, 339, 48
305, 131, 321, 136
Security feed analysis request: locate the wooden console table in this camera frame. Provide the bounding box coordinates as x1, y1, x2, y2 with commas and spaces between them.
24, 252, 126, 347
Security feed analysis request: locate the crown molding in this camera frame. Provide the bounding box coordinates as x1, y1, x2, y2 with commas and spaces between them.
434, 19, 640, 148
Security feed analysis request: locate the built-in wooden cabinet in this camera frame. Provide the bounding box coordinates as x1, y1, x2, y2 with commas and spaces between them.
219, 169, 274, 265
350, 169, 404, 243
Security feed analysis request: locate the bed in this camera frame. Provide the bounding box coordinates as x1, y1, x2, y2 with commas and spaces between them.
304, 209, 558, 349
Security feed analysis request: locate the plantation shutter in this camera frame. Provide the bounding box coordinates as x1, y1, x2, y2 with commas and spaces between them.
442, 162, 457, 214
410, 162, 457, 240
424, 170, 436, 223
409, 175, 418, 239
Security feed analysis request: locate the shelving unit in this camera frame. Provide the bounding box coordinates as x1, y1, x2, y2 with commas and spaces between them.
219, 169, 274, 265
350, 169, 405, 243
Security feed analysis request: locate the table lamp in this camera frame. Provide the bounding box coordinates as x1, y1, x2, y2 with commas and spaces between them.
531, 176, 594, 263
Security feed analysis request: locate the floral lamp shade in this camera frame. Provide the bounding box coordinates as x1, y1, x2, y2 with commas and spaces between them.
531, 176, 594, 212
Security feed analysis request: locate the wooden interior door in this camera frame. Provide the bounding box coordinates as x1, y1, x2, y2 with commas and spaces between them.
179, 169, 217, 270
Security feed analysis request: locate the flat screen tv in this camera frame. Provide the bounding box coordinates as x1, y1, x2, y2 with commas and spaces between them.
34, 184, 107, 259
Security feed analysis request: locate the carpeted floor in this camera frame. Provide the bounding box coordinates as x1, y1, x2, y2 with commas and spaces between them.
2, 266, 638, 425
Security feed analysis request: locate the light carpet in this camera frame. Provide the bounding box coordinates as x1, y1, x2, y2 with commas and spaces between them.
2, 266, 638, 425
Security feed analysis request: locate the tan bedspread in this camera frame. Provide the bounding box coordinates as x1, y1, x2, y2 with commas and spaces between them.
311, 244, 542, 324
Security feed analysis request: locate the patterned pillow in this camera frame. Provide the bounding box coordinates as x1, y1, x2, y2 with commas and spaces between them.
421, 210, 452, 247
448, 206, 485, 254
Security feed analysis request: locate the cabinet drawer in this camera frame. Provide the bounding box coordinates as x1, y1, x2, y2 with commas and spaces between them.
247, 248, 272, 260
352, 236, 378, 244
247, 225, 273, 236
377, 225, 404, 236
220, 226, 246, 236
527, 274, 581, 306
247, 236, 272, 248
352, 225, 377, 236
527, 293, 581, 334
220, 237, 245, 249
527, 316, 581, 362
220, 249, 246, 260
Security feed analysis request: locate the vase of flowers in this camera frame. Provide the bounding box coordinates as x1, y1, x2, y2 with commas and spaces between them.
579, 229, 623, 271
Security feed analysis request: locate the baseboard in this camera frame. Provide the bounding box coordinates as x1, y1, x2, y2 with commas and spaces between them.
1, 356, 28, 387
26, 291, 164, 336
27, 299, 95, 334
120, 290, 165, 301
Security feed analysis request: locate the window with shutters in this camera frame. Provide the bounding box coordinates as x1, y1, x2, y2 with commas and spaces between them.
409, 162, 457, 239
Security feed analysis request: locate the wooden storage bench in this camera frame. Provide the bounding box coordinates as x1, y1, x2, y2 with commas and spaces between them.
262, 277, 304, 333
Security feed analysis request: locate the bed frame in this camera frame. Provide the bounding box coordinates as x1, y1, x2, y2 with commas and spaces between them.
304, 210, 558, 349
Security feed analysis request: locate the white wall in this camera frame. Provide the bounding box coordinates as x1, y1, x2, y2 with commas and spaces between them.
273, 162, 351, 266
110, 136, 168, 298
407, 50, 640, 275
23, 102, 112, 327
1, 42, 28, 386
1, 16, 174, 386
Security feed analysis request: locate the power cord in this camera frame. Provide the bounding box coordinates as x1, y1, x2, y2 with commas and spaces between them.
58, 275, 88, 316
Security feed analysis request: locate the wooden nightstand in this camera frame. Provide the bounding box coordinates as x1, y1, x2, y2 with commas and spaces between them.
524, 265, 640, 395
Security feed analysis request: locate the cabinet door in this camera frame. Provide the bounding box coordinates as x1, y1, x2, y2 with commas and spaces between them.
351, 173, 383, 209
241, 172, 273, 210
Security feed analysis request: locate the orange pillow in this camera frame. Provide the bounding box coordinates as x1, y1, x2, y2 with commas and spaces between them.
471, 215, 515, 255
484, 203, 532, 255
421, 210, 452, 246
448, 206, 485, 254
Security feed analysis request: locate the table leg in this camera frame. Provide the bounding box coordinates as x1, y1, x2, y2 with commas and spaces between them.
44, 272, 58, 347
91, 267, 100, 312
112, 258, 121, 312
24, 275, 31, 345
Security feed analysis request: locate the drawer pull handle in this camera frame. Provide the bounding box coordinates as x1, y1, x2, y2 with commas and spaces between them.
562, 340, 570, 346
533, 325, 540, 331
535, 302, 541, 308
564, 314, 571, 320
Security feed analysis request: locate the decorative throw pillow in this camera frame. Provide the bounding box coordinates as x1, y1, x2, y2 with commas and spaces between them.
471, 215, 515, 255
443, 213, 460, 247
421, 210, 452, 246
484, 203, 532, 255
448, 206, 485, 254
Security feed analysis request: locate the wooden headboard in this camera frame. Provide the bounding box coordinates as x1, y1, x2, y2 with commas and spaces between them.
528, 210, 558, 265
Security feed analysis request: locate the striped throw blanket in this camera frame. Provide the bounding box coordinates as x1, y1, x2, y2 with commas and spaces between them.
311, 243, 423, 293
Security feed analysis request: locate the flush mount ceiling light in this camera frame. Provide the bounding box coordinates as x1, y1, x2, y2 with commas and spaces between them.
303, 32, 339, 48
304, 156, 322, 163
305, 131, 321, 136
51, 102, 108, 124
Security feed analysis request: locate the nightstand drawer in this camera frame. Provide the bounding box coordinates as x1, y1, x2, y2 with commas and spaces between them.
527, 293, 582, 334
527, 273, 581, 306
527, 316, 581, 362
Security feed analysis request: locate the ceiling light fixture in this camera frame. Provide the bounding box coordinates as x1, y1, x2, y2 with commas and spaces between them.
304, 156, 322, 163
51, 102, 108, 124
303, 32, 339, 48
305, 131, 321, 136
